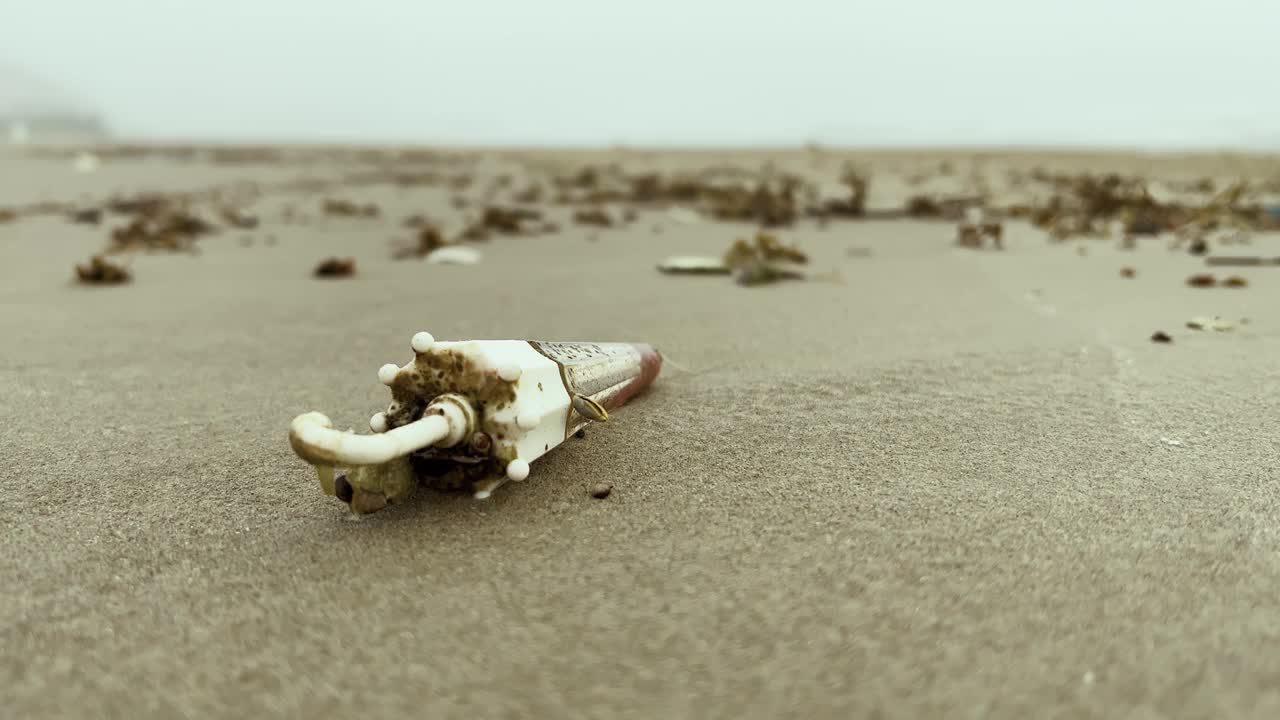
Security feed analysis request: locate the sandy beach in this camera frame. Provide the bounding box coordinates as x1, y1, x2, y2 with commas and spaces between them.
3, 145, 1280, 718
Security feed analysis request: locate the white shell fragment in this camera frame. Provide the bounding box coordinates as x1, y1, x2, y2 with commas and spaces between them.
369, 412, 388, 433
425, 245, 482, 266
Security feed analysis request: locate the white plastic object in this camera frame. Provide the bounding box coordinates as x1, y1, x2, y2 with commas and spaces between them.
289, 393, 475, 466
378, 363, 400, 385
411, 331, 435, 353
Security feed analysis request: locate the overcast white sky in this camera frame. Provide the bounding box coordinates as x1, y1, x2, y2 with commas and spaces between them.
3, 0, 1278, 147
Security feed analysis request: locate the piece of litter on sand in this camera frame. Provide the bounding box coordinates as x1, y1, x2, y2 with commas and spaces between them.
1160, 437, 1184, 447
1186, 316, 1234, 332
657, 255, 731, 275
426, 246, 482, 266
1150, 331, 1172, 343
590, 481, 614, 499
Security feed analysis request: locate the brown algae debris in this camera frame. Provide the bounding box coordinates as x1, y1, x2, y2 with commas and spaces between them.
1186, 274, 1217, 288
1120, 267, 1136, 278
724, 232, 810, 286
75, 255, 132, 285
313, 257, 356, 278
1222, 275, 1249, 288
322, 198, 380, 218
573, 208, 614, 227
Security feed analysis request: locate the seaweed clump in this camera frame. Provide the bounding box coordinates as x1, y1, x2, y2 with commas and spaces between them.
75, 255, 132, 285
723, 232, 809, 286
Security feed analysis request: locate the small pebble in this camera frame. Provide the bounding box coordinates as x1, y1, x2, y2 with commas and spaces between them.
575, 428, 586, 439
1150, 331, 1172, 343
1120, 267, 1135, 278
590, 481, 614, 499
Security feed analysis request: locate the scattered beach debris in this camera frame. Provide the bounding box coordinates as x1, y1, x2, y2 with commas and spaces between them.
1188, 238, 1208, 256
955, 217, 1004, 250
1186, 274, 1217, 288
1160, 437, 1185, 447
425, 246, 482, 266
573, 208, 614, 227
725, 232, 810, 286
1150, 331, 1172, 343
1206, 256, 1280, 266
590, 481, 614, 499
394, 224, 447, 260
70, 207, 103, 225
459, 205, 545, 241
219, 207, 259, 230
75, 255, 131, 285
1120, 267, 1136, 278
1186, 316, 1234, 332
906, 195, 942, 218
1223, 275, 1249, 288
707, 178, 803, 227
109, 201, 215, 253
657, 256, 732, 275
819, 169, 869, 218
322, 198, 380, 218
514, 184, 544, 203
287, 332, 662, 512
314, 257, 356, 278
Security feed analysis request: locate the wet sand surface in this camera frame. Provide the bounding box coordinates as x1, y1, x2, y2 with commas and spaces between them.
3, 146, 1280, 718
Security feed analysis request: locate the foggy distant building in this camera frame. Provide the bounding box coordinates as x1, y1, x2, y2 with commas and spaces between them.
0, 61, 108, 143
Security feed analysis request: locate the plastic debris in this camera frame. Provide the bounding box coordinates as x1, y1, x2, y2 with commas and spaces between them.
1186, 316, 1234, 332
425, 246, 482, 266
656, 256, 731, 275
288, 333, 662, 512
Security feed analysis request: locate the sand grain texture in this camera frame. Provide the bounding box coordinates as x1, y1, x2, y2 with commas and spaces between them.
2, 147, 1280, 718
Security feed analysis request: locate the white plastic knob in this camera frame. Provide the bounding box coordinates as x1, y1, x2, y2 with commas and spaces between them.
378, 363, 400, 386
506, 459, 530, 482
411, 331, 435, 353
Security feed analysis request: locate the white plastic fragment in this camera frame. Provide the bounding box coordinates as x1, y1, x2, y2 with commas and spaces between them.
425, 246, 482, 266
